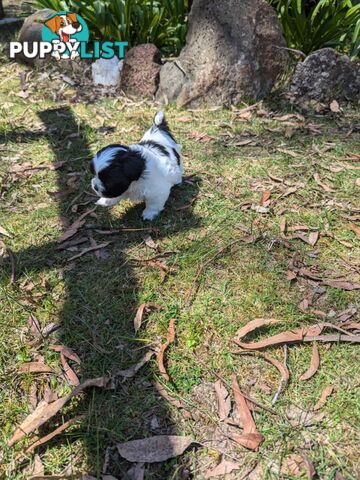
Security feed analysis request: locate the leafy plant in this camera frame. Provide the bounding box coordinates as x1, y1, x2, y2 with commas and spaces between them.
268, 0, 360, 59
34, 0, 189, 55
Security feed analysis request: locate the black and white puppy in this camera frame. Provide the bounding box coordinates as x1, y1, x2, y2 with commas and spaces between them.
90, 112, 183, 220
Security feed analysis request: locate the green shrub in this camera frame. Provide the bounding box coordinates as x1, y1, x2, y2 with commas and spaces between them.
33, 0, 189, 55
268, 0, 360, 59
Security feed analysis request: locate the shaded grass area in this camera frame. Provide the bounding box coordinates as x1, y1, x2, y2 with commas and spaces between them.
0, 54, 359, 479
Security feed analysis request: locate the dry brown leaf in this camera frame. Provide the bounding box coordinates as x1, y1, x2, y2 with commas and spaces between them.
234, 321, 358, 350
126, 463, 145, 480
0, 225, 11, 237
234, 318, 280, 342
286, 405, 325, 427
28, 314, 42, 339
280, 217, 287, 235
157, 318, 176, 381
313, 385, 334, 411
19, 362, 53, 374
281, 454, 308, 477
299, 343, 320, 381
188, 131, 215, 143
277, 148, 300, 158
143, 234, 157, 250
287, 270, 297, 281
147, 259, 169, 282
234, 324, 324, 350
349, 223, 360, 240
260, 191, 271, 205
29, 454, 44, 478
321, 279, 360, 291
313, 173, 334, 192
29, 384, 38, 412
231, 374, 264, 451
214, 380, 231, 421
133, 303, 161, 334
58, 208, 96, 243
116, 351, 154, 379
177, 116, 192, 122
308, 231, 319, 247
134, 304, 146, 335
117, 435, 193, 463
261, 353, 289, 385
289, 225, 310, 232
8, 377, 108, 446
281, 185, 299, 198
50, 345, 81, 364
205, 460, 240, 478
301, 453, 316, 479
330, 100, 340, 113
60, 352, 80, 386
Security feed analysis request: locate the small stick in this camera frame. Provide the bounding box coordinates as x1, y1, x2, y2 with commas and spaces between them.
272, 345, 288, 405
25, 415, 84, 453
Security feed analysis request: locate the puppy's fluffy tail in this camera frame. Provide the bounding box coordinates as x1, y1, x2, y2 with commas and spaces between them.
154, 111, 166, 127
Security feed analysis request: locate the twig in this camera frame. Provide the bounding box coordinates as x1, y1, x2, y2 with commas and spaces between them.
272, 345, 288, 405
67, 242, 111, 262
25, 415, 85, 453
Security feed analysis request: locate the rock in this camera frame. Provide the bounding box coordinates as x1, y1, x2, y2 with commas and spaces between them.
156, 0, 287, 107
120, 44, 162, 98
287, 48, 360, 104
17, 9, 55, 65
92, 57, 123, 86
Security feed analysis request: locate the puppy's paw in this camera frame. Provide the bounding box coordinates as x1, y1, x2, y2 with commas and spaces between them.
96, 197, 118, 207
142, 209, 160, 221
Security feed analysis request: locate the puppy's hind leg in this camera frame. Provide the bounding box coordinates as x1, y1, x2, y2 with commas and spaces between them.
142, 185, 171, 221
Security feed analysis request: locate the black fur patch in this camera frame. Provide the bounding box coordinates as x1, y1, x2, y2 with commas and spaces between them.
140, 140, 169, 157
172, 147, 181, 165
89, 159, 95, 174
153, 115, 176, 142
97, 147, 145, 198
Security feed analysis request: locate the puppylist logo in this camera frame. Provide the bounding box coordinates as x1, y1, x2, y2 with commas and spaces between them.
10, 11, 127, 61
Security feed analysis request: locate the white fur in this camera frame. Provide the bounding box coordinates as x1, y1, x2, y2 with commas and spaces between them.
92, 112, 183, 220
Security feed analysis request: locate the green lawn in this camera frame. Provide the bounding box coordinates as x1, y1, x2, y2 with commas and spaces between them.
0, 33, 360, 479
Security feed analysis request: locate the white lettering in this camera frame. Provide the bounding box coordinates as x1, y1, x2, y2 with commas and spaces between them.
9, 42, 22, 58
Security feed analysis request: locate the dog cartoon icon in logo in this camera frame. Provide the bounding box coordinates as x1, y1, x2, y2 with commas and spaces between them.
44, 13, 83, 59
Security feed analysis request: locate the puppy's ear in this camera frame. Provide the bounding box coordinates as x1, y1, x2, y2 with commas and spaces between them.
44, 16, 60, 33
67, 12, 78, 23
98, 151, 145, 198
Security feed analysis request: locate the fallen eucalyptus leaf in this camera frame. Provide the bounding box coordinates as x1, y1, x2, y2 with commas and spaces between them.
117, 435, 193, 463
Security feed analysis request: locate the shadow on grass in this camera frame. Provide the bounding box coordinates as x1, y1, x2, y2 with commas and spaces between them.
3, 106, 201, 479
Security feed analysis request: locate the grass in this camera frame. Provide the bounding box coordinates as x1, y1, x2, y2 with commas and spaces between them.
1, 28, 360, 480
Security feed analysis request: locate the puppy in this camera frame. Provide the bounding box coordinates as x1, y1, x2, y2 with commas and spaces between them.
44, 13, 82, 59
90, 112, 183, 220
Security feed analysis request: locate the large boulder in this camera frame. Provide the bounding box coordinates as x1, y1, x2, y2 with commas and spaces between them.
120, 44, 162, 98
287, 48, 360, 104
17, 9, 55, 65
156, 0, 287, 107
